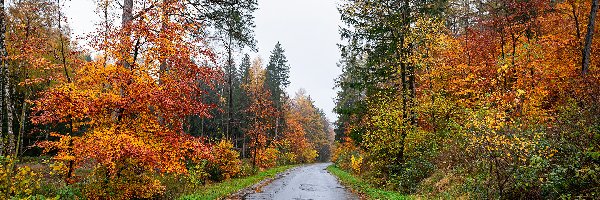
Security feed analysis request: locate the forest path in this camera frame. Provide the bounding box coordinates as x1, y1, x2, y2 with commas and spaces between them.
242, 163, 358, 200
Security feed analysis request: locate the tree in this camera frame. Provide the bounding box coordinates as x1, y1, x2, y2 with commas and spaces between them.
265, 42, 290, 138
242, 57, 277, 169
292, 89, 332, 162
5, 0, 75, 158
0, 0, 12, 156
237, 53, 252, 157
338, 0, 447, 169
32, 0, 217, 198
187, 0, 258, 140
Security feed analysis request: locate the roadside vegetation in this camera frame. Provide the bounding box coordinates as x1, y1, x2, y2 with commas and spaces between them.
0, 0, 333, 199
180, 165, 295, 200
327, 165, 409, 200
333, 0, 600, 199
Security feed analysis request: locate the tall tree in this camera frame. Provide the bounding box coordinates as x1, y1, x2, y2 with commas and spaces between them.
237, 53, 252, 157
265, 42, 290, 138
188, 0, 258, 140
0, 0, 6, 155
338, 0, 447, 167
242, 57, 276, 168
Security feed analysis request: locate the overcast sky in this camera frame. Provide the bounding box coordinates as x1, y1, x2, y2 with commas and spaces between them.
63, 0, 343, 121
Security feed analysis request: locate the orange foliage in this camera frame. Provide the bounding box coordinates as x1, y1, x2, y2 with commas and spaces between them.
31, 1, 216, 198
210, 140, 242, 180
242, 58, 278, 169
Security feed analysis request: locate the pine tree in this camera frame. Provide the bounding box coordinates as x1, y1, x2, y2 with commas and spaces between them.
265, 42, 290, 138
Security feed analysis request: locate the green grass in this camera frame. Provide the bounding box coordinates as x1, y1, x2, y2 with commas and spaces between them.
327, 165, 411, 200
179, 165, 295, 200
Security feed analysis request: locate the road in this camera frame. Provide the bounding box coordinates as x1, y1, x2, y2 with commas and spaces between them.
243, 163, 358, 200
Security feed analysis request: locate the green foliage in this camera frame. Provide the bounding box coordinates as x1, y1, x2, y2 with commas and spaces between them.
54, 186, 83, 200
266, 42, 291, 106
82, 163, 165, 199
188, 160, 211, 185
0, 156, 41, 199
179, 165, 294, 200
331, 138, 361, 172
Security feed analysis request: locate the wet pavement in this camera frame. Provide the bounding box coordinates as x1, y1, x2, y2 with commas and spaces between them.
244, 163, 358, 200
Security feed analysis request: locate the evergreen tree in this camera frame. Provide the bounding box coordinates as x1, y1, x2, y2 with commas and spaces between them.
188, 0, 258, 139
266, 42, 290, 106
265, 42, 290, 138
236, 53, 252, 157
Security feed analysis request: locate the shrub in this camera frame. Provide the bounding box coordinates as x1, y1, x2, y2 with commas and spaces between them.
0, 156, 41, 199
255, 147, 279, 170
350, 154, 363, 174
298, 148, 318, 163
277, 151, 297, 165
208, 140, 241, 180
188, 160, 210, 185
239, 159, 257, 177
83, 163, 165, 200
332, 137, 361, 172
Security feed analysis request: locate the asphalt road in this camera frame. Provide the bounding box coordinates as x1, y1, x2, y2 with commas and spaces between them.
244, 163, 358, 200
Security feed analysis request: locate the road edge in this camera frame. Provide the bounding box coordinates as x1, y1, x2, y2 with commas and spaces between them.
224, 165, 302, 200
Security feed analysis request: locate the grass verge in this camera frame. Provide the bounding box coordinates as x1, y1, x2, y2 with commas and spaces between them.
327, 165, 411, 200
179, 165, 295, 200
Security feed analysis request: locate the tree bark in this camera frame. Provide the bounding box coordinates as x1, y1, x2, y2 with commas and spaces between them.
572, 1, 582, 41
58, 0, 70, 83
582, 0, 599, 75
227, 35, 233, 140
0, 0, 4, 156
0, 0, 14, 156
115, 0, 133, 122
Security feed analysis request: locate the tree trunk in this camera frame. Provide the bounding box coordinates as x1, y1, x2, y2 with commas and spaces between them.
582, 0, 598, 75
0, 0, 4, 156
115, 0, 133, 122
572, 1, 582, 41
16, 99, 27, 157
227, 36, 233, 140
122, 0, 133, 28
58, 0, 70, 83
0, 0, 14, 156
120, 0, 133, 71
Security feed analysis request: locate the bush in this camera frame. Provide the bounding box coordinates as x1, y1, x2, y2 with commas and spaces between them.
277, 151, 297, 165
388, 158, 435, 193
83, 163, 165, 199
239, 159, 257, 177
331, 137, 361, 172
207, 140, 242, 180
188, 160, 210, 185
0, 156, 41, 199
350, 154, 363, 174
255, 147, 279, 170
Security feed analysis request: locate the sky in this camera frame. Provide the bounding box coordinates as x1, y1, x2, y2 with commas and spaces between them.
62, 0, 343, 121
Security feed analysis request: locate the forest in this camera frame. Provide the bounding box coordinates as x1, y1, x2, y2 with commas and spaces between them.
0, 0, 335, 199
332, 0, 600, 199
1, 0, 600, 199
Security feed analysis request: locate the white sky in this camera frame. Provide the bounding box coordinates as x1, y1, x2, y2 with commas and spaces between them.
62, 0, 343, 121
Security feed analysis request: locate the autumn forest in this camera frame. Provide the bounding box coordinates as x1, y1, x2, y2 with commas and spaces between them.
0, 0, 599, 199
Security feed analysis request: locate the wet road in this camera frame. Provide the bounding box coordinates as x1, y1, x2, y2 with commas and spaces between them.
244, 163, 358, 200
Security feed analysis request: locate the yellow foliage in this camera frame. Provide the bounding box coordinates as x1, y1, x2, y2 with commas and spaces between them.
211, 140, 242, 180
332, 137, 361, 172
351, 154, 363, 174
0, 156, 40, 199
255, 147, 279, 170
